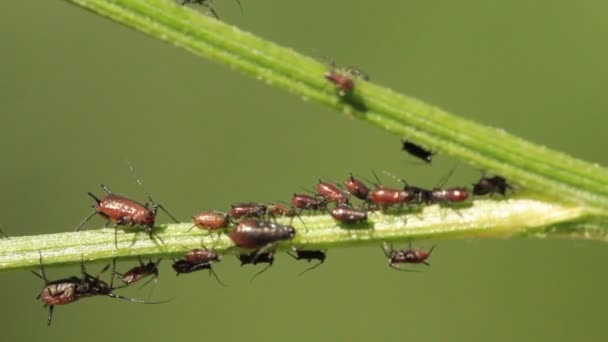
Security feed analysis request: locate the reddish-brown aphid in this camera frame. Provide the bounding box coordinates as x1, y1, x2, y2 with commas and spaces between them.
381, 241, 435, 272
237, 250, 275, 282
33, 254, 167, 325
184, 248, 221, 264
431, 187, 469, 203
229, 219, 296, 250
172, 248, 225, 285
229, 202, 267, 220
115, 257, 160, 289
189, 211, 230, 232
368, 186, 413, 208
344, 173, 370, 201
75, 184, 178, 248
291, 193, 327, 213
330, 205, 368, 224
325, 70, 354, 95
287, 246, 326, 276
315, 180, 350, 204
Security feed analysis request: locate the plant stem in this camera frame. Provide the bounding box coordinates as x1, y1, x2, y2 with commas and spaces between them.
0, 198, 599, 272
64, 0, 608, 215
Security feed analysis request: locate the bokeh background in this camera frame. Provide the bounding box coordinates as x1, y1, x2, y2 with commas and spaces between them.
1, 0, 607, 340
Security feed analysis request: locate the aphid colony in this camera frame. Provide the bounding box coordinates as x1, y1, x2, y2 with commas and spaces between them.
16, 61, 514, 325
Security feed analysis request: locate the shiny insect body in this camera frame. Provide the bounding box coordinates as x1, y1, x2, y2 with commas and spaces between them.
291, 193, 328, 214
33, 254, 165, 325
229, 219, 296, 250
115, 257, 160, 287
229, 203, 267, 220
190, 211, 230, 232
381, 241, 435, 272
343, 173, 370, 202
330, 205, 367, 224
315, 180, 350, 205
75, 184, 178, 247
401, 140, 434, 163
172, 248, 225, 285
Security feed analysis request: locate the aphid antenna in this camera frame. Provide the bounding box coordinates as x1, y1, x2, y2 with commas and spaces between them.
298, 186, 316, 196
381, 170, 409, 187
75, 210, 97, 232
107, 292, 174, 304
435, 162, 460, 188
234, 0, 243, 15
0, 224, 9, 239
370, 170, 383, 187
127, 160, 179, 223
182, 0, 220, 19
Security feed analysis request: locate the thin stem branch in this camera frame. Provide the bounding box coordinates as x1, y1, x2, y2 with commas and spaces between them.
0, 198, 600, 272
63, 0, 608, 215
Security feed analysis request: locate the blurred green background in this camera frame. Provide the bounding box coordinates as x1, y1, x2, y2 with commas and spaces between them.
1, 0, 607, 340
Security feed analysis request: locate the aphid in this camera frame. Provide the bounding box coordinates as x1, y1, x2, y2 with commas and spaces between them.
172, 248, 225, 285
330, 205, 367, 224
75, 184, 179, 247
430, 187, 469, 203
189, 211, 230, 232
115, 257, 160, 287
291, 193, 327, 214
344, 173, 370, 201
315, 180, 350, 205
325, 70, 355, 95
472, 175, 512, 196
0, 224, 9, 239
287, 246, 326, 276
267, 202, 305, 226
381, 241, 435, 272
33, 254, 167, 325
237, 251, 275, 282
228, 219, 296, 250
367, 171, 415, 210
184, 248, 221, 264
401, 140, 434, 163
229, 202, 267, 220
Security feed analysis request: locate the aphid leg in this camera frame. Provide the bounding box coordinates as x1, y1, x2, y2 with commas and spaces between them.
388, 262, 419, 272
100, 184, 113, 195
249, 263, 272, 283
251, 243, 276, 264
75, 210, 97, 232
47, 305, 55, 326
381, 241, 393, 258
208, 266, 227, 287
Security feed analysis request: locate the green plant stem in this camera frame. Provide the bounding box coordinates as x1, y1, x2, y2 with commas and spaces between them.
64, 0, 608, 215
0, 198, 601, 272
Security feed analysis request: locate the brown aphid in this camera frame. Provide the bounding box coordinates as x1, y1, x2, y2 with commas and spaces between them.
184, 248, 221, 264
291, 193, 327, 213
75, 184, 178, 248
116, 257, 160, 287
190, 211, 230, 232
229, 219, 296, 249
229, 202, 267, 220
330, 205, 367, 224
33, 254, 167, 325
381, 241, 435, 272
368, 186, 413, 209
316, 180, 349, 204
431, 187, 469, 203
344, 173, 370, 201
325, 70, 354, 95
